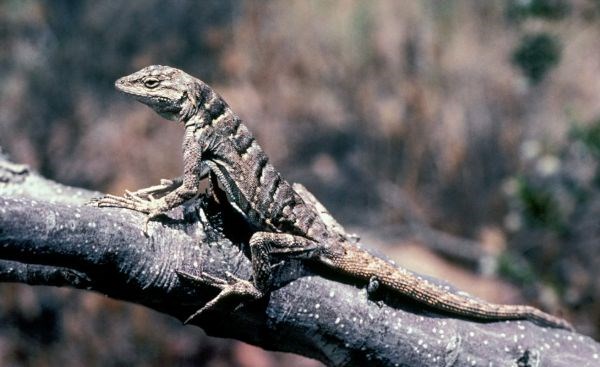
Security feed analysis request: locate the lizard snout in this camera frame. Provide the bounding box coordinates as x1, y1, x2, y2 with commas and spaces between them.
114, 77, 126, 91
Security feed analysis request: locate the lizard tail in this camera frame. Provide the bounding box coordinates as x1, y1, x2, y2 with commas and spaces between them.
324, 245, 573, 330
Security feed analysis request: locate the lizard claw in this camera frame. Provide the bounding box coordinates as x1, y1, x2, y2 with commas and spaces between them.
142, 208, 163, 235
124, 190, 138, 199
89, 193, 166, 235
175, 270, 263, 324
142, 216, 151, 236
367, 276, 380, 294
124, 179, 182, 200
86, 197, 100, 206
160, 178, 176, 186
270, 260, 285, 271
125, 189, 157, 201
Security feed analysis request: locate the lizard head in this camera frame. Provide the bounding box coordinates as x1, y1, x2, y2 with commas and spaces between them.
115, 65, 201, 122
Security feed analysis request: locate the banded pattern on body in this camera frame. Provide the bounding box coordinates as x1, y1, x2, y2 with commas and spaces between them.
94, 65, 573, 330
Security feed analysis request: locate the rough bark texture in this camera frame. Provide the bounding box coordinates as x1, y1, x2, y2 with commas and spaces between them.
1, 152, 599, 367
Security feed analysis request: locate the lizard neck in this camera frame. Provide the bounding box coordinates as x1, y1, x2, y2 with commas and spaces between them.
195, 81, 230, 128
177, 79, 228, 129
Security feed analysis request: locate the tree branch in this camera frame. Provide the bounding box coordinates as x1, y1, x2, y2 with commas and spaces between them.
1, 153, 599, 366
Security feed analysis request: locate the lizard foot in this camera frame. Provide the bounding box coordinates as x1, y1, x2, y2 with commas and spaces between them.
125, 178, 182, 200
88, 194, 165, 234
0, 160, 29, 183
176, 270, 263, 324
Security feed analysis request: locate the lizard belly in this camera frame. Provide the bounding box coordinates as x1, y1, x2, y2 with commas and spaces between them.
205, 159, 277, 231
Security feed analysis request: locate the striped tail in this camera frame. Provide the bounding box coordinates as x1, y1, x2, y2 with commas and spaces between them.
324, 245, 573, 330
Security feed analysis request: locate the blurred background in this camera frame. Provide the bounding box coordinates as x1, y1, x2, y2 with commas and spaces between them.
1, 0, 600, 365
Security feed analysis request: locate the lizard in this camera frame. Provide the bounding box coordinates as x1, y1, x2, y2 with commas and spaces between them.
92, 65, 573, 330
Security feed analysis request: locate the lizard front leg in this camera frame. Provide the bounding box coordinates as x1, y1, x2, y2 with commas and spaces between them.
91, 127, 204, 232
91, 178, 200, 232
125, 164, 210, 200
125, 177, 183, 200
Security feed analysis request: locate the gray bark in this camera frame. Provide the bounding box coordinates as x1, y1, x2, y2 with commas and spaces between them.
0, 152, 599, 367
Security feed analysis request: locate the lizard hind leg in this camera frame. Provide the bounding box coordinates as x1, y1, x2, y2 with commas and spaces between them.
249, 232, 322, 293
175, 270, 263, 324
176, 233, 321, 323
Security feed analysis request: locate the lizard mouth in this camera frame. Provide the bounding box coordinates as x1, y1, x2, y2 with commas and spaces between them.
113, 76, 182, 120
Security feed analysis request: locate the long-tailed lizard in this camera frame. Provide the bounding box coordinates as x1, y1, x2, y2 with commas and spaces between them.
92, 65, 572, 330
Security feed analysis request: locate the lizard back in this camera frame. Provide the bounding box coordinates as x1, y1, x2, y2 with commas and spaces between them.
192, 85, 336, 246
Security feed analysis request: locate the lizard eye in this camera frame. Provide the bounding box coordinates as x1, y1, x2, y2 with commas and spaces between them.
143, 78, 160, 89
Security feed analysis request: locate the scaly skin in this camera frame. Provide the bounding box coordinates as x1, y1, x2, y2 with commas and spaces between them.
93, 65, 573, 330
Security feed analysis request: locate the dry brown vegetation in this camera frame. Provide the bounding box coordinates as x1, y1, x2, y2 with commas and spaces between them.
1, 1, 600, 365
